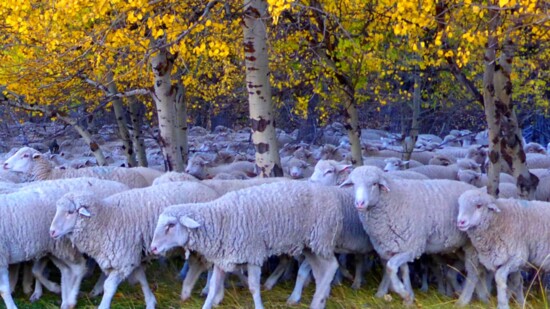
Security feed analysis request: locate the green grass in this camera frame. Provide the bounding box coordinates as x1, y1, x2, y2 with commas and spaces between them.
7, 260, 550, 309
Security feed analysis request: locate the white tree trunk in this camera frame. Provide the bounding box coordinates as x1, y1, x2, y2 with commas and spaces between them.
151, 48, 185, 172
128, 97, 148, 167
243, 0, 282, 177
174, 81, 189, 166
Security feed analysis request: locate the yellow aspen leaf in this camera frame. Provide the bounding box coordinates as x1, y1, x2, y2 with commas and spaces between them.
499, 0, 509, 7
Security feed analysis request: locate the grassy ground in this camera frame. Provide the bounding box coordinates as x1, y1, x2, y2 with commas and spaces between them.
7, 259, 550, 309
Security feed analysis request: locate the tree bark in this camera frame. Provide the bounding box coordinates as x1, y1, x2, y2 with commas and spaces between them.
106, 71, 137, 167
483, 6, 502, 197
345, 98, 363, 166
151, 48, 185, 172
243, 0, 283, 177
128, 97, 148, 167
495, 37, 538, 199
174, 81, 189, 166
403, 73, 421, 164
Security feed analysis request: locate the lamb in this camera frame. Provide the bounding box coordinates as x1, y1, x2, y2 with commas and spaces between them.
526, 153, 550, 169
382, 157, 423, 171
150, 181, 347, 309
282, 157, 312, 179
309, 160, 352, 186
0, 178, 129, 309
457, 170, 519, 198
151, 171, 200, 185
49, 182, 221, 309
457, 189, 550, 309
3, 147, 149, 188
340, 166, 479, 305
184, 155, 256, 180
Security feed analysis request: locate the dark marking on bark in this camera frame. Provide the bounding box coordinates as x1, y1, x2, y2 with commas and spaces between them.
256, 90, 261, 95
487, 84, 495, 96
244, 41, 255, 53
128, 148, 134, 155
504, 81, 513, 95
259, 96, 265, 100
117, 117, 122, 121
122, 145, 126, 150
495, 64, 501, 72
255, 142, 269, 154
489, 150, 499, 164
156, 80, 162, 87
246, 56, 257, 61
344, 124, 352, 131
244, 6, 261, 19
251, 117, 270, 132
247, 67, 259, 71
518, 149, 526, 163
500, 140, 513, 167
90, 142, 99, 152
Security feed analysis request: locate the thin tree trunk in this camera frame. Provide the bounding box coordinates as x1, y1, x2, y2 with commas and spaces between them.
151, 48, 185, 172
174, 81, 189, 166
345, 98, 363, 166
483, 6, 502, 197
243, 0, 283, 177
403, 73, 421, 164
495, 37, 538, 199
128, 97, 148, 167
106, 71, 137, 167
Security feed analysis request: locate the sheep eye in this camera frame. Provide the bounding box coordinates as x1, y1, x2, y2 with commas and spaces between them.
324, 170, 334, 175
166, 223, 176, 232
476, 204, 482, 209
68, 210, 75, 215
23, 154, 29, 158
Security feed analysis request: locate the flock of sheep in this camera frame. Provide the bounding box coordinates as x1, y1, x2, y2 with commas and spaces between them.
1, 122, 550, 309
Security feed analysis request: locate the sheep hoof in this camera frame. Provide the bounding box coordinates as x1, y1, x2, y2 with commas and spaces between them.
286, 295, 300, 305
30, 292, 42, 303
351, 282, 361, 290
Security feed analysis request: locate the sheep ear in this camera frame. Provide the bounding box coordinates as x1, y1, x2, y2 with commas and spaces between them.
336, 164, 352, 174
32, 153, 41, 160
379, 178, 390, 192
78, 207, 91, 217
179, 216, 201, 229
487, 203, 501, 212
339, 177, 354, 188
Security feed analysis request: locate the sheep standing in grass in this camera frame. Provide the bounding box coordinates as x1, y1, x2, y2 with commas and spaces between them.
150, 181, 346, 309
457, 189, 550, 309
3, 147, 149, 188
340, 166, 479, 305
49, 182, 221, 309
0, 178, 129, 309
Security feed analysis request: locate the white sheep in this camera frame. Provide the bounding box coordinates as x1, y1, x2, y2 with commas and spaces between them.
185, 155, 256, 180
151, 171, 200, 185
382, 157, 423, 171
457, 189, 550, 309
340, 166, 479, 305
386, 170, 430, 180
428, 154, 456, 166
309, 160, 352, 186
524, 142, 546, 155
150, 181, 347, 309
3, 147, 149, 188
49, 181, 221, 309
281, 157, 312, 179
457, 170, 519, 198
0, 178, 129, 309
526, 153, 550, 169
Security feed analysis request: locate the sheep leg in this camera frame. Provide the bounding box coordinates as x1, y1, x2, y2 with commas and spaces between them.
202, 265, 225, 309
457, 246, 481, 306
386, 252, 414, 305
494, 259, 522, 309
53, 257, 87, 309
263, 255, 290, 290
8, 264, 19, 294
179, 261, 189, 280
351, 254, 365, 290
508, 271, 524, 307
89, 272, 106, 297
130, 266, 157, 309
0, 267, 17, 309
400, 263, 413, 298
22, 263, 34, 295
30, 259, 61, 302
287, 259, 312, 305
247, 264, 264, 309
97, 272, 124, 309
304, 252, 338, 309
375, 271, 391, 298
200, 268, 212, 297
181, 255, 209, 301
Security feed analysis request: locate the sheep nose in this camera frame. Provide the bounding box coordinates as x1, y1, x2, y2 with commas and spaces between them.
355, 201, 366, 210
50, 229, 57, 238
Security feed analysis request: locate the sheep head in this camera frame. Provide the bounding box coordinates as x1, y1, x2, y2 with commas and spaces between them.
340, 166, 390, 211
3, 146, 43, 173
457, 189, 499, 231
151, 210, 200, 255
50, 192, 97, 239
